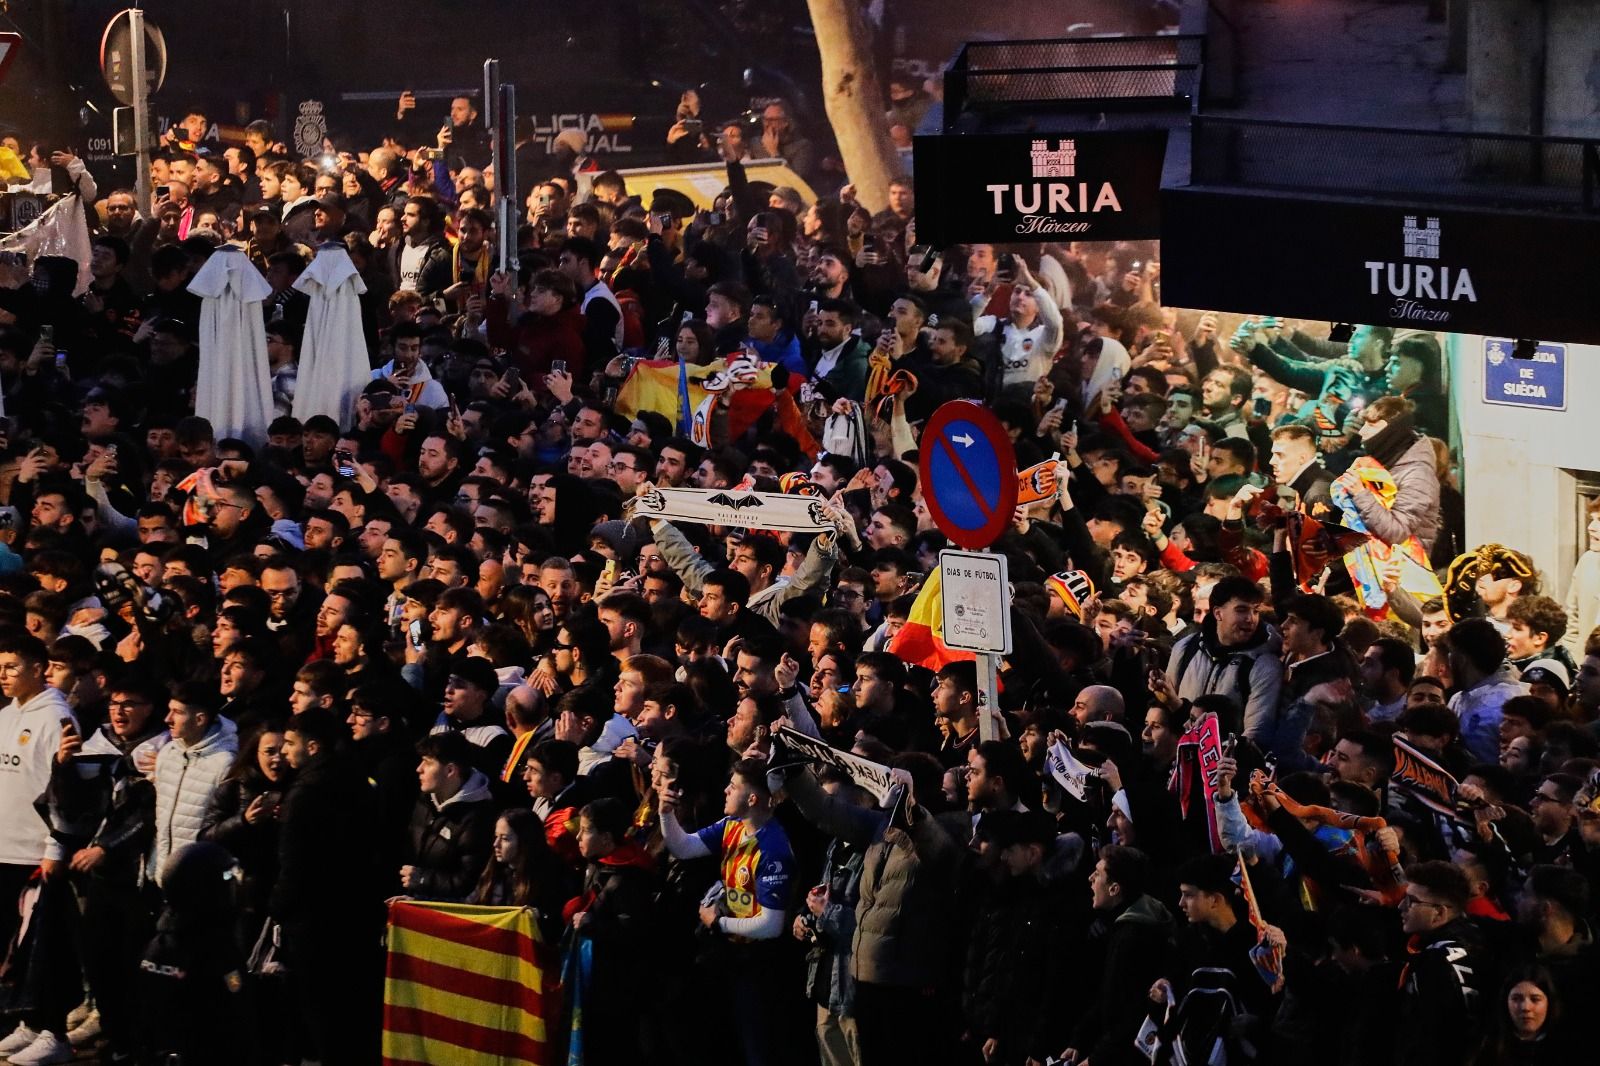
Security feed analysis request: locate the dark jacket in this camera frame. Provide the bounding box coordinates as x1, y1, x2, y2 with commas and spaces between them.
564, 839, 657, 1061
962, 870, 1085, 1061
269, 749, 379, 927
486, 298, 586, 385
281, 197, 320, 246
1274, 952, 1401, 1066
1289, 461, 1336, 519
786, 768, 963, 988
902, 351, 987, 425
385, 235, 453, 302
1398, 918, 1490, 1066
808, 336, 872, 402
1273, 648, 1357, 768
401, 769, 496, 901
354, 727, 420, 891
804, 837, 865, 1016
1073, 894, 1175, 1066
41, 724, 161, 885
199, 768, 283, 917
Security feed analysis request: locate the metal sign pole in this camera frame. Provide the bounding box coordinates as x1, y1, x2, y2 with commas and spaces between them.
128, 7, 151, 213
977, 543, 1000, 742
482, 58, 499, 148
497, 81, 517, 274
977, 650, 999, 742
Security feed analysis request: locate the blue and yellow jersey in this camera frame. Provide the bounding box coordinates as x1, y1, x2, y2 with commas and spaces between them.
694, 816, 794, 920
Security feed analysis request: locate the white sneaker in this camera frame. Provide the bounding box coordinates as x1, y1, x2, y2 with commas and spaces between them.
66, 1009, 100, 1047
7, 1029, 71, 1066
7, 1030, 72, 1065
63, 1000, 91, 1031
0, 1026, 37, 1057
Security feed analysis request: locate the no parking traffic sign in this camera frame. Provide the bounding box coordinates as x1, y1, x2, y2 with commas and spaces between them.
919, 401, 1018, 550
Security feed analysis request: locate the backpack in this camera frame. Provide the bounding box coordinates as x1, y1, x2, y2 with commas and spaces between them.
1137, 967, 1255, 1066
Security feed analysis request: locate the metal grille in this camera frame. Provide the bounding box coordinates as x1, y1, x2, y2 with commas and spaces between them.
1190, 116, 1600, 213
957, 65, 1201, 105
957, 35, 1203, 72
944, 34, 1207, 129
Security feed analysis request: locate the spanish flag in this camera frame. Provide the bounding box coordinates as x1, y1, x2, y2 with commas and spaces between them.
617, 358, 820, 457
383, 901, 550, 1065
886, 568, 974, 672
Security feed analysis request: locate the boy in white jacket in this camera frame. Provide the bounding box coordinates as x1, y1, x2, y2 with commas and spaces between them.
0, 633, 77, 1064
149, 681, 238, 883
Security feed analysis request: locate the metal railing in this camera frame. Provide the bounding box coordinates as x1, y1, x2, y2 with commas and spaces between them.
1189, 116, 1600, 213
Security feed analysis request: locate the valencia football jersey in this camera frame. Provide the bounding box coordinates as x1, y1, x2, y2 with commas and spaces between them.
694, 816, 793, 921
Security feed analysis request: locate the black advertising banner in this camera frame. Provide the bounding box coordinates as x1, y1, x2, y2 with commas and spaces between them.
914, 130, 1168, 245
1161, 187, 1600, 344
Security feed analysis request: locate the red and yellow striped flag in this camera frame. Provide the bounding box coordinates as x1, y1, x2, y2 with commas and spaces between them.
383, 901, 550, 1066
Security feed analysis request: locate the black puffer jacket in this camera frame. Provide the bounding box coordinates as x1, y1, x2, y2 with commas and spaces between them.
962, 872, 1086, 1062
401, 770, 496, 901
199, 767, 285, 918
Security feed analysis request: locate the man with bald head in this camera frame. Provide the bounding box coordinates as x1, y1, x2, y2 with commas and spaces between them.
1071, 685, 1126, 725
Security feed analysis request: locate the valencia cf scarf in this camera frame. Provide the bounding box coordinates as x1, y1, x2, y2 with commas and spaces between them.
1171, 712, 1226, 852
1390, 734, 1463, 822
1016, 453, 1062, 505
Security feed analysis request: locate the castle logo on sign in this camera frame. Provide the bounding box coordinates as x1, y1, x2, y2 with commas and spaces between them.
987, 138, 1121, 237
1402, 215, 1440, 259
1364, 215, 1477, 326
1031, 139, 1076, 177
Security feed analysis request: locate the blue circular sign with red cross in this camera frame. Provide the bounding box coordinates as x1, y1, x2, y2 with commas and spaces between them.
919, 400, 1018, 550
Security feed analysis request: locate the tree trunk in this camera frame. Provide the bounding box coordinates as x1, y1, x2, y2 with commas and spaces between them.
805, 0, 902, 214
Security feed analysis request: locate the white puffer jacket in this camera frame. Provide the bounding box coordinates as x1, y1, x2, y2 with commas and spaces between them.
150, 717, 238, 881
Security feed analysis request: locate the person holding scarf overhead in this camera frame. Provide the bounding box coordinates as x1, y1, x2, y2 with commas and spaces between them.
1349, 396, 1441, 553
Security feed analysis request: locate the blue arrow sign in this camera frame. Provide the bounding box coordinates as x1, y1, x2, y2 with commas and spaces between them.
920, 402, 1019, 549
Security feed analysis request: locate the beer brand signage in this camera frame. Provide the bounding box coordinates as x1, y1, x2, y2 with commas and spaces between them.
1162, 187, 1600, 344
913, 130, 1167, 245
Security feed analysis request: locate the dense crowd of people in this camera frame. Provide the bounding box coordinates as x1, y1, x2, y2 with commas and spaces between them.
0, 87, 1589, 1066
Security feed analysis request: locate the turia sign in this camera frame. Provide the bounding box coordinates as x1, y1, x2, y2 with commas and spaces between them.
914, 130, 1167, 245
1161, 187, 1600, 345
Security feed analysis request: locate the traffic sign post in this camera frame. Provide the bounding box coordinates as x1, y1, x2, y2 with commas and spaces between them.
101, 9, 165, 217
919, 401, 1018, 741
127, 10, 149, 219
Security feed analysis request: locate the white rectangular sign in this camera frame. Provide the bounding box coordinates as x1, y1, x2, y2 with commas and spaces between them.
939, 549, 1012, 654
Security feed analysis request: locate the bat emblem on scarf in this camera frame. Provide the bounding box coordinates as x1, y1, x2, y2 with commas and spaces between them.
707, 493, 763, 510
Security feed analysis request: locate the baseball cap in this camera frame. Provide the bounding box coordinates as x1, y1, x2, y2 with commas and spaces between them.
449, 656, 500, 694
1522, 658, 1571, 698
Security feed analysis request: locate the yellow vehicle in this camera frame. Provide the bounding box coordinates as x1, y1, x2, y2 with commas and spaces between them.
574, 158, 816, 211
